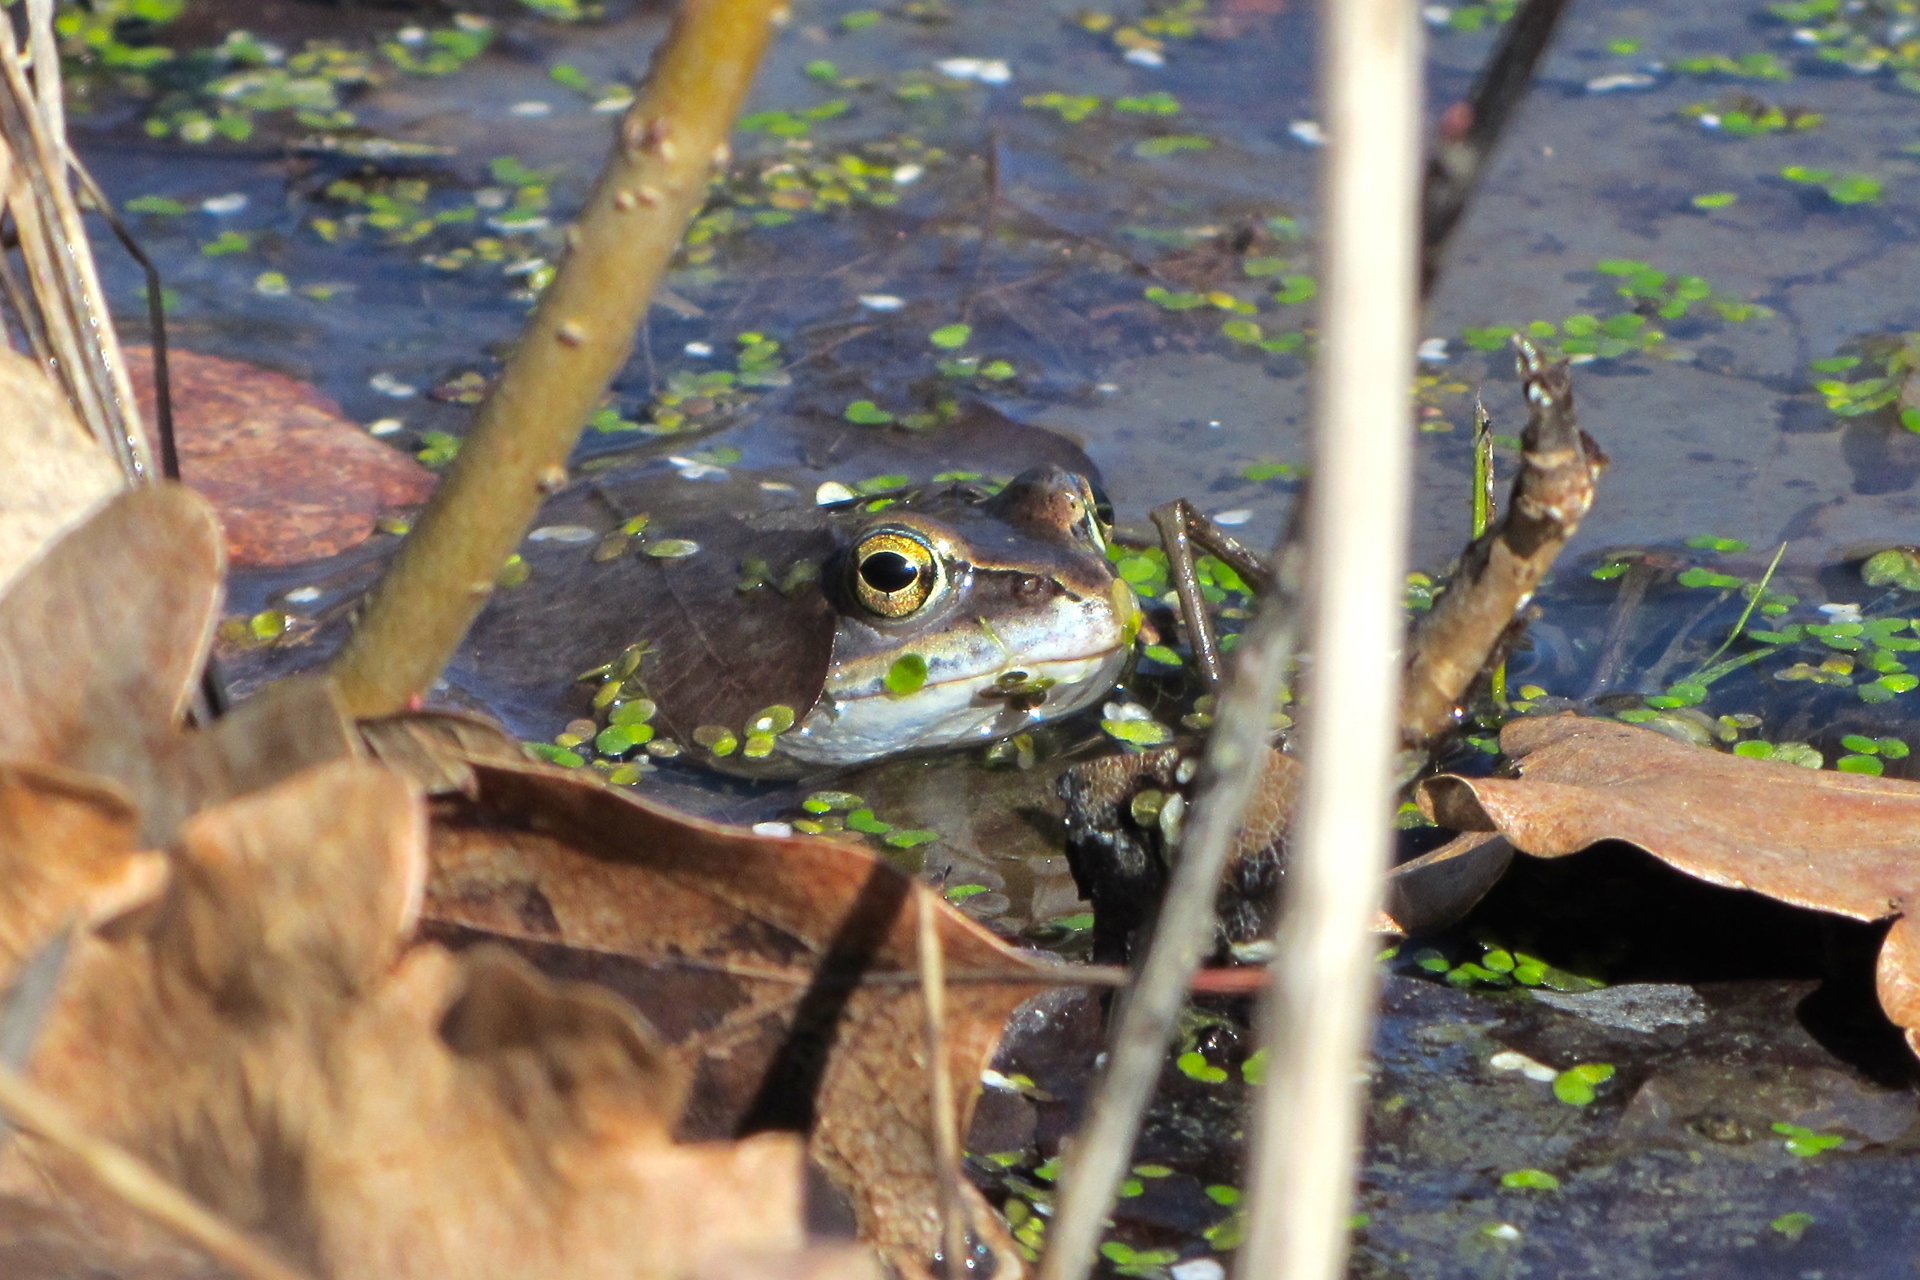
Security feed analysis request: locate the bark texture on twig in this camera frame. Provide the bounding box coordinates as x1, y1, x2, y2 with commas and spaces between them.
1400, 339, 1606, 744
331, 0, 783, 717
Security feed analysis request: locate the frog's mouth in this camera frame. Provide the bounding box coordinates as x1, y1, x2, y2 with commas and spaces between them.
780, 644, 1129, 767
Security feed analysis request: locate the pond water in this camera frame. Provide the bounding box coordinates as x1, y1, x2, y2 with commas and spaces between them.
58, 0, 1920, 1272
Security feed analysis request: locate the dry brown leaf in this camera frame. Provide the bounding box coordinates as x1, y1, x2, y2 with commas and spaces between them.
123, 348, 434, 568
1418, 713, 1920, 1052
0, 344, 124, 594
0, 763, 153, 978
0, 489, 365, 845
420, 750, 1072, 1276
0, 484, 222, 795
2, 758, 833, 1280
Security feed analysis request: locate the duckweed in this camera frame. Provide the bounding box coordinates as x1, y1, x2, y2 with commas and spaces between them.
886, 653, 928, 694
1772, 1122, 1843, 1157
1771, 1211, 1815, 1241
692, 725, 739, 757
1551, 1062, 1615, 1106
928, 323, 971, 349
844, 399, 895, 425
1133, 134, 1211, 157
644, 539, 700, 558
1176, 1050, 1228, 1083
1692, 191, 1738, 209
1500, 1168, 1561, 1191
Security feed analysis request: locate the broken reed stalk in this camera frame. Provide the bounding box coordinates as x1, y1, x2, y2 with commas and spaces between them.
1238, 2, 1421, 1278
1400, 339, 1604, 746
0, 1064, 314, 1280
330, 0, 784, 717
0, 3, 153, 480
916, 889, 968, 1279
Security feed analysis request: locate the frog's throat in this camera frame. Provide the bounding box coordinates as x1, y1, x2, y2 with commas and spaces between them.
779, 645, 1128, 767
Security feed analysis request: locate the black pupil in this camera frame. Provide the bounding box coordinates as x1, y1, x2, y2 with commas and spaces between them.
860, 550, 920, 594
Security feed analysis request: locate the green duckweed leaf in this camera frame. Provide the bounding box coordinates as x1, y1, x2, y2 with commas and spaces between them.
844, 399, 895, 425
1500, 1168, 1561, 1191
886, 653, 928, 695
929, 323, 971, 349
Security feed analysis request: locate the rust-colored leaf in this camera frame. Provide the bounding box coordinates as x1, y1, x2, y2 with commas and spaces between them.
124, 348, 434, 567
0, 764, 152, 977
4, 758, 828, 1280
1419, 713, 1920, 1052
419, 747, 1072, 1276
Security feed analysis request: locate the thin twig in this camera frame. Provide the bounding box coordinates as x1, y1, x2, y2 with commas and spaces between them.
916, 889, 968, 1279
0, 1064, 314, 1280
1036, 524, 1306, 1280
330, 0, 784, 716
1239, 1, 1423, 1277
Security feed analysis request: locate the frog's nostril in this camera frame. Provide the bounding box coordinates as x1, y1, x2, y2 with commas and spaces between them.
1012, 573, 1054, 601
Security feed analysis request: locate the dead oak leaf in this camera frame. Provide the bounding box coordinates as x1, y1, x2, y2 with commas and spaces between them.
8, 759, 824, 1280
417, 748, 1075, 1277
1418, 713, 1920, 1054
0, 344, 124, 595
123, 348, 433, 568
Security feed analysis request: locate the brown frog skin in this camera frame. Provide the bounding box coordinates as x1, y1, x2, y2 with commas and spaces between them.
459, 439, 1137, 779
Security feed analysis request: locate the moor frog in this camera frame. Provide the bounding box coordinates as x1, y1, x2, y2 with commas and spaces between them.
459, 409, 1140, 777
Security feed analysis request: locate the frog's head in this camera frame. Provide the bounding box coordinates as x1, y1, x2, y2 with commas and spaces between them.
779, 466, 1137, 767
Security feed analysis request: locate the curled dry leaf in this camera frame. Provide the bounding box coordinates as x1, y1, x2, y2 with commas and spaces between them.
410, 731, 1072, 1276
123, 348, 434, 568
1, 758, 824, 1280
0, 345, 124, 595
1419, 713, 1920, 1054
0, 484, 222, 800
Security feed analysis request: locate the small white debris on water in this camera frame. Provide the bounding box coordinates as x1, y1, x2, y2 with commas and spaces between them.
1484, 1223, 1522, 1243
936, 57, 1011, 84
980, 1069, 1018, 1091
509, 100, 554, 116
1096, 382, 1119, 393
473, 187, 510, 210
892, 163, 925, 185
816, 481, 856, 505
859, 293, 905, 311
1229, 939, 1275, 964
1171, 1260, 1225, 1280
1212, 508, 1253, 526
1422, 5, 1453, 25
668, 455, 728, 481
592, 92, 634, 114
527, 525, 597, 543
1124, 47, 1165, 67
752, 821, 795, 838
1418, 337, 1450, 363
369, 372, 417, 398
1103, 700, 1154, 722
284, 586, 322, 605
759, 480, 798, 493
395, 25, 427, 44
367, 417, 403, 436
201, 193, 248, 215
1697, 113, 1723, 130
1206, 419, 1223, 429
683, 341, 714, 357
1586, 72, 1656, 93
1488, 1049, 1560, 1083
1820, 602, 1863, 622
1288, 119, 1326, 147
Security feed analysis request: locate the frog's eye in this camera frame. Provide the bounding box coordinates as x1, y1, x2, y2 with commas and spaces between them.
852, 530, 941, 618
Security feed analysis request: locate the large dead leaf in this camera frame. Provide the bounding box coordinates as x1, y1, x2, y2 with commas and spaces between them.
0, 345, 124, 594
2, 758, 831, 1280
1419, 713, 1920, 1053
0, 486, 367, 845
0, 484, 222, 796
124, 348, 434, 568
411, 735, 1073, 1276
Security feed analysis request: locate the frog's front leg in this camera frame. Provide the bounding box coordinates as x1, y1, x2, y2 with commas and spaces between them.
1148, 499, 1276, 689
